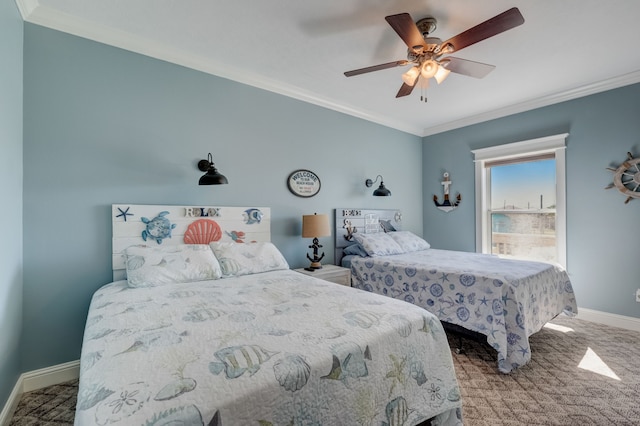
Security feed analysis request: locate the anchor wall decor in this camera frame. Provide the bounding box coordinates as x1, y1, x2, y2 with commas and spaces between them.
433, 172, 461, 212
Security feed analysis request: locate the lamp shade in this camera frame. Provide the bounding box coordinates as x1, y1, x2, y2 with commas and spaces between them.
302, 213, 331, 238
373, 182, 391, 196
434, 64, 451, 84
199, 168, 228, 185
401, 66, 420, 86
365, 175, 392, 196
198, 153, 228, 185
421, 60, 438, 79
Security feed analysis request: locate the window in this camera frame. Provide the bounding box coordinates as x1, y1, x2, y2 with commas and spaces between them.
472, 134, 568, 267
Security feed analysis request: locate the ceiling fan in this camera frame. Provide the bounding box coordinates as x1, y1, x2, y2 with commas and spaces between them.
344, 7, 524, 100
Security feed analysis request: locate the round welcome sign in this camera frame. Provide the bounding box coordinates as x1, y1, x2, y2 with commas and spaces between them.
287, 169, 321, 198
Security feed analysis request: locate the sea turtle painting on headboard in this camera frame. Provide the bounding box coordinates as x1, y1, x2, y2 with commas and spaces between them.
334, 208, 402, 266
140, 211, 176, 244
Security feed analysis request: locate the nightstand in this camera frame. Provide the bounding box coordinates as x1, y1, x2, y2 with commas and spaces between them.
294, 264, 351, 286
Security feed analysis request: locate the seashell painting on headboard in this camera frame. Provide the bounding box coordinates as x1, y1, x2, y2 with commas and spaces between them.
183, 219, 222, 244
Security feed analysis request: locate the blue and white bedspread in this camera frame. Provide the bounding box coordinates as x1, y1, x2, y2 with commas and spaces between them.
75, 269, 462, 425
350, 249, 577, 373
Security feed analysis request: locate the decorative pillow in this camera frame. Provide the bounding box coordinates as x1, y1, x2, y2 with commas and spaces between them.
209, 241, 290, 277
352, 232, 404, 256
124, 244, 223, 288
342, 243, 369, 257
388, 231, 431, 252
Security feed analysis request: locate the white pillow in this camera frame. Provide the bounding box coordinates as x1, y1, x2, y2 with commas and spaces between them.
209, 241, 289, 277
124, 244, 223, 288
388, 231, 431, 252
353, 232, 404, 256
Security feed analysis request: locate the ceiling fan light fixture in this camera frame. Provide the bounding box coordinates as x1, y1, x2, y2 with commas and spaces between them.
434, 65, 451, 84
420, 60, 438, 79
401, 66, 420, 86
439, 43, 455, 54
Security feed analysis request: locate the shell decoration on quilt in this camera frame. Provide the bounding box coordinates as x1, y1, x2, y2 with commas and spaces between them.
183, 219, 222, 244
141, 211, 176, 244
273, 354, 311, 392
384, 397, 410, 426
154, 378, 197, 401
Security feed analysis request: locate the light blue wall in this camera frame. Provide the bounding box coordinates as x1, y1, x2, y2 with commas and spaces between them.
0, 0, 23, 408
12, 12, 640, 388
21, 24, 423, 371
423, 83, 640, 319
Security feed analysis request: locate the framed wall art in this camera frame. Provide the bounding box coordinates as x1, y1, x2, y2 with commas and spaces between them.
287, 169, 321, 198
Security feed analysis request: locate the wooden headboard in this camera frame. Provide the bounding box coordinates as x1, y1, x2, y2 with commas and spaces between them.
334, 208, 402, 266
112, 204, 270, 281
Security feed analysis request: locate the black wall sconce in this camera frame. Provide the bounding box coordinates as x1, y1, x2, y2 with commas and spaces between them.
198, 153, 228, 185
365, 175, 391, 196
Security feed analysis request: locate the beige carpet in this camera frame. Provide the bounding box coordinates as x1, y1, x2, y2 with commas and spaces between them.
9, 379, 77, 425
448, 316, 640, 425
9, 316, 640, 425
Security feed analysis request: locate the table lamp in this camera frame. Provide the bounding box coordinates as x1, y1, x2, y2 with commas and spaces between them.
302, 213, 331, 271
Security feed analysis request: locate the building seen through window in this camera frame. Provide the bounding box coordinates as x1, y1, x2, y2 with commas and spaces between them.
489, 159, 556, 262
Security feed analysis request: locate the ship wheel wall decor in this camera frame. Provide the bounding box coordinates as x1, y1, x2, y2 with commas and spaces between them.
606, 152, 640, 204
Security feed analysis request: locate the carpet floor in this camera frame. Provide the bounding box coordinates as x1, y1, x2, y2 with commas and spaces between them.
8, 316, 640, 425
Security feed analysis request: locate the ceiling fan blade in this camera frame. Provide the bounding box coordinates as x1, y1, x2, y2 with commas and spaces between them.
444, 57, 495, 78
396, 72, 419, 97
440, 7, 524, 54
344, 60, 408, 77
385, 13, 426, 52
396, 82, 416, 98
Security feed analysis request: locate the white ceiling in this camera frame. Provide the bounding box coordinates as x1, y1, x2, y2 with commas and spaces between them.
16, 0, 640, 136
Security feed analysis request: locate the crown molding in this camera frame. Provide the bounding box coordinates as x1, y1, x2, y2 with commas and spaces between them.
422, 70, 640, 137
15, 0, 38, 18
17, 1, 424, 137
17, 1, 640, 139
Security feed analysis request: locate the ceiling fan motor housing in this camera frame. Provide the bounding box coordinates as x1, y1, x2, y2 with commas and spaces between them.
416, 16, 437, 37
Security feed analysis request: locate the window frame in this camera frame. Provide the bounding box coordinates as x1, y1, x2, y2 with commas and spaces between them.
472, 133, 568, 268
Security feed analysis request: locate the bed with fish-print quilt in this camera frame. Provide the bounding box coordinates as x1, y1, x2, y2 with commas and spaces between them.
75, 270, 463, 426
75, 205, 463, 425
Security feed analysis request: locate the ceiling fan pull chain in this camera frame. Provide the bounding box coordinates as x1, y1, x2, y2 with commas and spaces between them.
420, 84, 427, 102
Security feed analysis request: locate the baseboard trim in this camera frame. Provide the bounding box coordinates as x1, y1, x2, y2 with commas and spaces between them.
21, 360, 80, 393
576, 307, 640, 332
0, 360, 80, 426
0, 379, 23, 426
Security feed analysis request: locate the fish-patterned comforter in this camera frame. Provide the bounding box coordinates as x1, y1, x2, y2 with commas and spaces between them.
350, 249, 577, 373
75, 269, 462, 425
